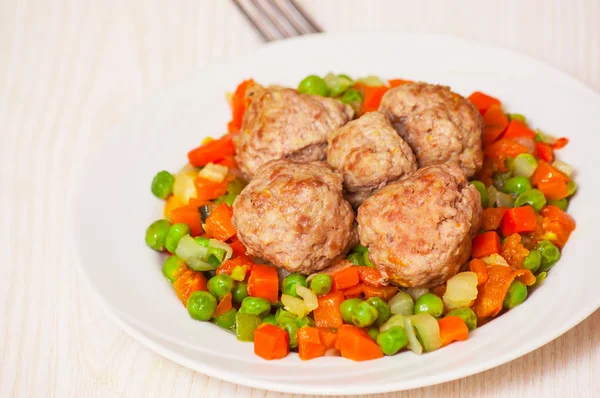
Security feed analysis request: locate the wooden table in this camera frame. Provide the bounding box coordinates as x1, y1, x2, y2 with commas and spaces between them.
1, 0, 598, 396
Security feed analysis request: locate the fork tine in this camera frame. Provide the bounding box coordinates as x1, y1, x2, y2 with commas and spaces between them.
270, 0, 311, 36
285, 0, 323, 33
232, 0, 281, 42
252, 0, 300, 38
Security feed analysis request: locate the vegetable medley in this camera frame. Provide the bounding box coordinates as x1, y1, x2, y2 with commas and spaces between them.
145, 74, 576, 361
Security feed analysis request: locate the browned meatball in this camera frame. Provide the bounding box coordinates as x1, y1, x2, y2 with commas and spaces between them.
357, 163, 482, 288
233, 83, 354, 179
378, 83, 483, 177
232, 159, 357, 274
326, 112, 417, 207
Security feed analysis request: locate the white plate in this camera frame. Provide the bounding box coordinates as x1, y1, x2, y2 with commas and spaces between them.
73, 33, 600, 395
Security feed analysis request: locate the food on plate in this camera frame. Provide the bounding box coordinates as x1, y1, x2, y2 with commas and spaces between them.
233, 82, 353, 179
378, 83, 484, 177
232, 159, 356, 274
326, 111, 417, 207
144, 74, 576, 362
358, 163, 482, 288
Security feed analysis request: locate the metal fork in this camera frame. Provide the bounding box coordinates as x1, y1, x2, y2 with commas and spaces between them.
232, 0, 323, 42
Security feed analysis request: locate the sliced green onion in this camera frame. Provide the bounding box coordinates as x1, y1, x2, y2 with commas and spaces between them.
495, 191, 515, 208
379, 314, 405, 333
552, 160, 573, 177
513, 154, 538, 178
356, 75, 385, 87
324, 73, 353, 97
176, 235, 215, 271
410, 313, 442, 352
388, 292, 414, 316
507, 113, 526, 122
207, 246, 227, 264
404, 316, 422, 354
194, 236, 210, 247
534, 129, 557, 144
198, 162, 228, 182
209, 239, 233, 262
406, 288, 429, 301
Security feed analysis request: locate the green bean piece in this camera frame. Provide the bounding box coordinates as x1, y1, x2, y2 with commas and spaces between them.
281, 274, 308, 298
548, 198, 568, 211
470, 181, 489, 208
363, 251, 375, 268
275, 308, 297, 325
297, 75, 328, 96
536, 240, 561, 272
522, 250, 542, 273
504, 176, 532, 196
187, 291, 217, 321
214, 193, 237, 206
235, 312, 262, 341
207, 274, 234, 301
145, 219, 171, 251
295, 317, 314, 328
502, 280, 528, 309
368, 326, 380, 341
214, 308, 237, 329
261, 313, 277, 326
151, 170, 175, 199
281, 321, 299, 349
232, 282, 249, 303
309, 274, 332, 296
351, 301, 379, 328
376, 326, 408, 355
239, 297, 272, 317
514, 189, 547, 211
414, 293, 444, 318
165, 223, 191, 254
347, 252, 365, 266
445, 308, 477, 331
162, 255, 186, 282
366, 297, 391, 326
340, 298, 362, 324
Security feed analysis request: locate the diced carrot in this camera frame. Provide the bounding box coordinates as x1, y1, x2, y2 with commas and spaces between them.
318, 328, 337, 350
484, 139, 528, 170
535, 142, 554, 162
501, 233, 529, 269
254, 323, 289, 360
482, 105, 509, 147
552, 137, 569, 150
471, 231, 501, 259
481, 207, 508, 231
228, 239, 247, 258
332, 267, 360, 291
473, 265, 536, 319
173, 270, 207, 306
164, 195, 184, 220
502, 120, 536, 140
469, 258, 488, 286
214, 155, 238, 170
342, 283, 364, 299
214, 292, 232, 317
335, 325, 383, 361
500, 206, 538, 237
188, 135, 236, 167
216, 255, 253, 275
356, 267, 386, 287
170, 204, 203, 236
468, 91, 501, 115
227, 79, 254, 134
531, 160, 569, 186
388, 79, 413, 87
298, 327, 327, 360
194, 177, 228, 202
204, 203, 237, 241
247, 264, 279, 303
362, 285, 398, 302
313, 292, 345, 329
438, 316, 469, 346
540, 205, 576, 248
354, 83, 389, 114
538, 180, 569, 201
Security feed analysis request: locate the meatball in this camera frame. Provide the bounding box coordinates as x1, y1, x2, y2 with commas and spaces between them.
234, 83, 354, 179
327, 111, 417, 207
232, 159, 357, 274
378, 83, 483, 177
357, 163, 482, 288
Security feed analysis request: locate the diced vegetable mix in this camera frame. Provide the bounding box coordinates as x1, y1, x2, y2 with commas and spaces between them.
144, 78, 576, 361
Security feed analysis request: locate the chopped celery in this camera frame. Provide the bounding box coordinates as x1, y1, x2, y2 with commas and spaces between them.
235, 312, 262, 341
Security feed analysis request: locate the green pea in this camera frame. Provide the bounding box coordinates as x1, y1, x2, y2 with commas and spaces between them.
414, 293, 444, 318
567, 180, 577, 196
363, 251, 375, 268
522, 250, 541, 273
493, 172, 512, 192
214, 308, 237, 329
310, 274, 332, 296
162, 255, 186, 282
340, 298, 362, 323
504, 176, 532, 196
187, 291, 217, 321
351, 301, 379, 328
502, 280, 528, 309
376, 326, 408, 355
366, 297, 391, 326
347, 252, 365, 266
445, 308, 477, 331
207, 274, 234, 301
295, 317, 314, 328
261, 313, 277, 326
548, 198, 568, 211
232, 282, 248, 303
281, 321, 299, 349
235, 312, 262, 341
165, 223, 191, 254
275, 308, 297, 325
514, 189, 547, 211
239, 297, 272, 317
531, 271, 547, 289
368, 326, 380, 341
340, 88, 363, 105
298, 75, 328, 96
151, 170, 175, 199
536, 240, 561, 272
350, 243, 368, 254
470, 181, 489, 208
145, 219, 171, 251
281, 274, 307, 298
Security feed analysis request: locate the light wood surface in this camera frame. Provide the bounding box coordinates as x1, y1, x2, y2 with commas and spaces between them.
1, 0, 598, 397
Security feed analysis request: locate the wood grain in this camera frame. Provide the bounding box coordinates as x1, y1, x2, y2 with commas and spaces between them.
0, 0, 598, 397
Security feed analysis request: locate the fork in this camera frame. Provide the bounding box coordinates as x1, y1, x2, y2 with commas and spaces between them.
232, 0, 322, 42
